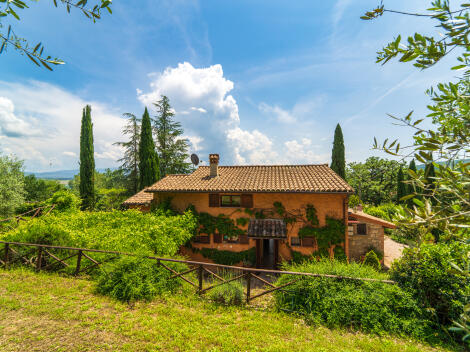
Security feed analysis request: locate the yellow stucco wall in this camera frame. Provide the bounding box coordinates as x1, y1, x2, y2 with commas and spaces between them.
152, 191, 348, 261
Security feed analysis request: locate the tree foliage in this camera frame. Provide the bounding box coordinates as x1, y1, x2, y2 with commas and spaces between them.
114, 113, 141, 194
153, 95, 191, 177
79, 105, 95, 210
346, 157, 404, 205
396, 167, 406, 203
362, 1, 470, 341
0, 0, 112, 70
330, 123, 345, 179
24, 174, 65, 202
139, 107, 160, 189
0, 155, 25, 217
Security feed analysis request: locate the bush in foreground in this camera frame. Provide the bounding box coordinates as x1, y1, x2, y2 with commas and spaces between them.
274, 260, 434, 340
96, 256, 189, 302
390, 242, 470, 328
209, 273, 244, 306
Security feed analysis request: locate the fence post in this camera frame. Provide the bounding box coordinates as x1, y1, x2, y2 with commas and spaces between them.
36, 247, 43, 271
246, 272, 251, 304
198, 264, 203, 294
4, 243, 9, 269
75, 250, 82, 275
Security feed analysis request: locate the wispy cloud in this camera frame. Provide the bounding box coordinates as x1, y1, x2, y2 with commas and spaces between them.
0, 81, 125, 172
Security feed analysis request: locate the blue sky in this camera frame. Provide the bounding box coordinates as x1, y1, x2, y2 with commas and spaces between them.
0, 0, 458, 172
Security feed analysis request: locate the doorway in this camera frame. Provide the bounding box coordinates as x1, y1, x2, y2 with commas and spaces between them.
256, 239, 279, 269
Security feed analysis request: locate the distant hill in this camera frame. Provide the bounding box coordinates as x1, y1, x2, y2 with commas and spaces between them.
25, 168, 117, 180
416, 158, 469, 170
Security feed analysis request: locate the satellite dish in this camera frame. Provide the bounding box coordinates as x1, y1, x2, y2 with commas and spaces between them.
190, 154, 199, 166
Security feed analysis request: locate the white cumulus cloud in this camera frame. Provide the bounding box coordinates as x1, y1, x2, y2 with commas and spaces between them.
0, 97, 41, 137
0, 81, 125, 171
138, 62, 276, 164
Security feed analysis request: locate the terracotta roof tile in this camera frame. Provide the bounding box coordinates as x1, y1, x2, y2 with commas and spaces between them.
122, 188, 153, 206
145, 164, 353, 193
348, 209, 396, 229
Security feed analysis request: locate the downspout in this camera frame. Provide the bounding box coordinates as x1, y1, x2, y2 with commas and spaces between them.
343, 195, 349, 261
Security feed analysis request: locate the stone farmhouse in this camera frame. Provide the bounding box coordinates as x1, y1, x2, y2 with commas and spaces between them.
123, 154, 395, 268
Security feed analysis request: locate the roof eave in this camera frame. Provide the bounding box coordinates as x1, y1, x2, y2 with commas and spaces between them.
145, 189, 354, 194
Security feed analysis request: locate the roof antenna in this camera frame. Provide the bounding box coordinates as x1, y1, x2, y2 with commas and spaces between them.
190, 154, 200, 166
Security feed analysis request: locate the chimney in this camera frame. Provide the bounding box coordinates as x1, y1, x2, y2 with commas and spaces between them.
356, 204, 363, 212
209, 154, 219, 177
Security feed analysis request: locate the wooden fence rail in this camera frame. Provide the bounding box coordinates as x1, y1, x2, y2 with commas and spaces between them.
0, 240, 395, 303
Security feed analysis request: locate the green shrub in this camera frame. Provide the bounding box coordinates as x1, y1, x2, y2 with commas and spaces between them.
333, 246, 347, 262
2, 210, 197, 256
200, 248, 256, 266
363, 203, 403, 222
95, 188, 127, 211
96, 256, 188, 302
47, 190, 80, 213
390, 242, 470, 327
290, 250, 312, 264
209, 272, 244, 306
348, 195, 361, 208
363, 250, 381, 270
274, 260, 434, 340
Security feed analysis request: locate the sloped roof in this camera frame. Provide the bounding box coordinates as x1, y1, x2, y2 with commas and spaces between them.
348, 209, 396, 229
122, 188, 153, 206
248, 219, 287, 239
145, 164, 353, 193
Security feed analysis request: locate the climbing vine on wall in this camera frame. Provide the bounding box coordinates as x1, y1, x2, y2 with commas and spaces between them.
185, 202, 345, 259
298, 203, 345, 253
186, 204, 245, 239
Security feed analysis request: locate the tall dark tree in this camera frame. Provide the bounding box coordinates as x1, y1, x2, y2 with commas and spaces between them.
424, 160, 436, 201
153, 95, 191, 177
139, 107, 159, 189
114, 113, 141, 194
330, 123, 346, 179
396, 167, 406, 203
79, 105, 95, 210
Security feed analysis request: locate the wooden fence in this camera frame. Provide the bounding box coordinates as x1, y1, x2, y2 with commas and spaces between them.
0, 240, 395, 303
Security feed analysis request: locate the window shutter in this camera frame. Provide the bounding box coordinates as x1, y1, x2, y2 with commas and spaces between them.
241, 194, 253, 208
209, 193, 219, 207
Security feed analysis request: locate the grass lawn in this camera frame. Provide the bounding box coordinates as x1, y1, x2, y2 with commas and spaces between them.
0, 268, 460, 352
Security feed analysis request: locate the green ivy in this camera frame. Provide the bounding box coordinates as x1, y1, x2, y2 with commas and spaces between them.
298, 204, 345, 253
236, 217, 249, 226
305, 204, 319, 226
333, 246, 347, 262
200, 247, 256, 266
186, 204, 245, 239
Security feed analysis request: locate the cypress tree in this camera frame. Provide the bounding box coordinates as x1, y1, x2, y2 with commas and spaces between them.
406, 159, 418, 206
396, 167, 406, 202
330, 123, 346, 179
79, 105, 95, 210
139, 107, 159, 189
425, 161, 436, 203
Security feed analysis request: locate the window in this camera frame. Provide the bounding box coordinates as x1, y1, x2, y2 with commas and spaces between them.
291, 237, 301, 246
220, 195, 241, 207
193, 235, 210, 243
356, 223, 367, 235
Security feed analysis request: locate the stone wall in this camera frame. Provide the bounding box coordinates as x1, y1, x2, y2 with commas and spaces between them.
348, 222, 384, 261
